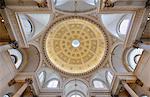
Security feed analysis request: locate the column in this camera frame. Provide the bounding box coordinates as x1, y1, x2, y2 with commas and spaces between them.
0, 41, 18, 52
122, 81, 139, 97
12, 78, 32, 97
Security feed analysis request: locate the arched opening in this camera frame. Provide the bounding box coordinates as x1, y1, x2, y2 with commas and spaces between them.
19, 15, 34, 41
47, 79, 59, 88
64, 79, 88, 97
127, 48, 144, 71
140, 94, 148, 97
54, 0, 98, 6
70, 94, 82, 97
18, 13, 53, 41
8, 49, 23, 69
93, 79, 106, 89
53, 0, 99, 13
67, 91, 85, 97
38, 71, 46, 84
22, 45, 40, 72
106, 71, 113, 85
84, 0, 98, 5
37, 68, 61, 89
117, 15, 132, 39
3, 95, 10, 97
111, 44, 128, 73
101, 13, 133, 40
119, 18, 130, 35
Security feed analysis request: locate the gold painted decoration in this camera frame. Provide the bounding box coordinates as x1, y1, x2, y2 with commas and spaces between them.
44, 16, 107, 75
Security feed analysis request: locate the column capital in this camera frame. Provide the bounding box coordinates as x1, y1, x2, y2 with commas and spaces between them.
104, 0, 115, 8
8, 79, 16, 86
135, 79, 143, 87
132, 40, 143, 48
121, 80, 126, 84
25, 78, 33, 84
9, 41, 19, 49
34, 0, 47, 8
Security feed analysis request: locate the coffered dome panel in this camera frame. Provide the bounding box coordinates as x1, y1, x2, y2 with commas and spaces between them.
43, 16, 108, 75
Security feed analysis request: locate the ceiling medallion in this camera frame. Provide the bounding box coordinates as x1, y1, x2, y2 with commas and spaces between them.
43, 16, 108, 75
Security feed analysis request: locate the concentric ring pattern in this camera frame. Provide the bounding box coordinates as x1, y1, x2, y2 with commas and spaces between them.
44, 17, 107, 75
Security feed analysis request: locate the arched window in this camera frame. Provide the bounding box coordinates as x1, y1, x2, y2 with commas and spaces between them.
47, 79, 59, 88
65, 79, 88, 97
19, 15, 34, 41
53, 0, 98, 13
38, 71, 46, 84
21, 18, 33, 34
3, 94, 10, 97
117, 14, 132, 39
54, 0, 69, 6
106, 71, 113, 85
93, 80, 106, 89
8, 49, 23, 69
54, 0, 98, 6
141, 95, 148, 97
84, 0, 98, 5
128, 48, 144, 71
119, 18, 130, 35
67, 91, 85, 97
101, 14, 133, 40
71, 94, 82, 97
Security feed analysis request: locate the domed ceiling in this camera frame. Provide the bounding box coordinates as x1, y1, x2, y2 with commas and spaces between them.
43, 16, 108, 75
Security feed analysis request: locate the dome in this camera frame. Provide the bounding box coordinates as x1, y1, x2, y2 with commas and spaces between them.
43, 16, 107, 75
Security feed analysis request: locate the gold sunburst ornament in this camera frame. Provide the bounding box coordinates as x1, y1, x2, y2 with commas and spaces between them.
44, 16, 108, 75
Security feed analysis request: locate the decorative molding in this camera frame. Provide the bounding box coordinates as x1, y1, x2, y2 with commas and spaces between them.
8, 79, 16, 86
25, 78, 33, 84
42, 16, 109, 76
104, 0, 115, 8
33, 0, 48, 8
9, 41, 19, 49
135, 79, 143, 87
124, 9, 145, 49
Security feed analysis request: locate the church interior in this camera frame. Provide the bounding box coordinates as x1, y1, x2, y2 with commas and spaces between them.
0, 0, 150, 97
